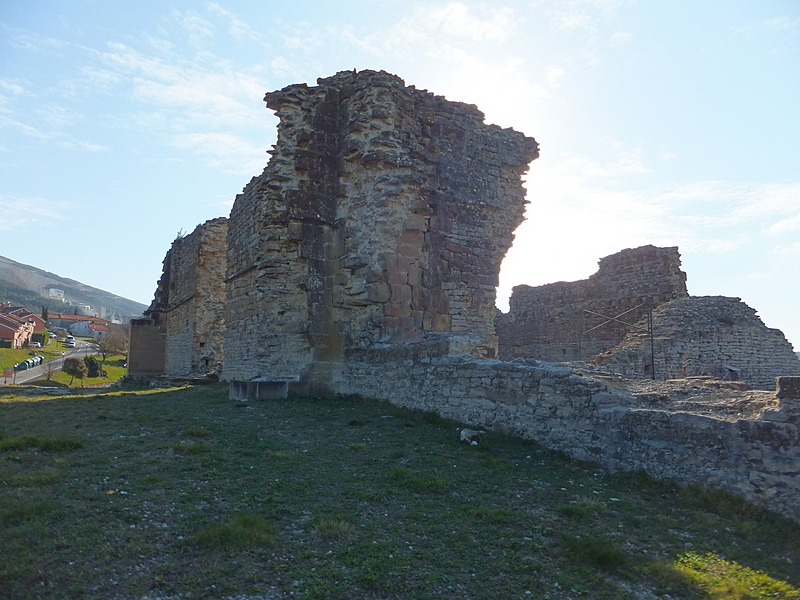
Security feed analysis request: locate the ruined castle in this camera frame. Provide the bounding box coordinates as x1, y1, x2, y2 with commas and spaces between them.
496, 245, 800, 389
129, 70, 800, 522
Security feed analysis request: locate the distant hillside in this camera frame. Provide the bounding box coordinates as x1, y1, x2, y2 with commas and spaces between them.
0, 255, 147, 321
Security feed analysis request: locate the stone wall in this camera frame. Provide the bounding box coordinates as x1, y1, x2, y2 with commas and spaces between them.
126, 316, 166, 377
223, 70, 538, 388
145, 218, 227, 377
496, 245, 688, 362
336, 355, 800, 522
599, 296, 800, 389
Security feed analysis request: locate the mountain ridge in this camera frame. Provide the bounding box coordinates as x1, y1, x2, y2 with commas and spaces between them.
0, 254, 147, 321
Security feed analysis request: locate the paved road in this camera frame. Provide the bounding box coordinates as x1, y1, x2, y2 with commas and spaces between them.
2, 340, 96, 385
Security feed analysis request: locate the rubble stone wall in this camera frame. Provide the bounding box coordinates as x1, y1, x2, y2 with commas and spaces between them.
337, 355, 800, 523
127, 317, 166, 376
223, 70, 538, 387
496, 245, 688, 362
600, 296, 800, 389
146, 218, 227, 377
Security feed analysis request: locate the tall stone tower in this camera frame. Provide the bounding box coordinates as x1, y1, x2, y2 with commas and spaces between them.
224, 70, 538, 394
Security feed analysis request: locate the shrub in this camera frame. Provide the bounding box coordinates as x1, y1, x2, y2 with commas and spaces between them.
83, 356, 101, 378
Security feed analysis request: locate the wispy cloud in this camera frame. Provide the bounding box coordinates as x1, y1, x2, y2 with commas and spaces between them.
0, 194, 70, 230
384, 2, 518, 47
761, 16, 800, 31
499, 146, 800, 305
57, 140, 107, 152
206, 2, 264, 42
171, 132, 266, 174
545, 0, 627, 32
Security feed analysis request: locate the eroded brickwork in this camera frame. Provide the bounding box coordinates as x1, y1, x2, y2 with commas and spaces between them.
496, 245, 688, 361
599, 296, 800, 389
223, 70, 538, 387
147, 218, 227, 377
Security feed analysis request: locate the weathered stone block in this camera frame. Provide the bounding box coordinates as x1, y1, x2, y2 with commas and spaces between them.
777, 377, 800, 399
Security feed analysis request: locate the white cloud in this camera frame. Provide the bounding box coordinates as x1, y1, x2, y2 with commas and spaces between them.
206, 3, 263, 42
768, 212, 800, 235
0, 195, 69, 230
498, 148, 800, 308
57, 140, 108, 152
0, 80, 26, 96
171, 132, 267, 174
375, 2, 518, 53
545, 0, 627, 31
175, 10, 215, 47
609, 31, 631, 46
762, 16, 800, 31
545, 65, 566, 87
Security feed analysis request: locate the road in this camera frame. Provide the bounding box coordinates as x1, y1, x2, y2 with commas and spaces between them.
2, 340, 96, 385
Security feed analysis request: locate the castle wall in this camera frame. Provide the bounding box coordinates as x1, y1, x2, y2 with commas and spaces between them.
599, 296, 800, 389
496, 245, 688, 362
223, 70, 538, 387
146, 218, 227, 377
337, 355, 800, 523
126, 317, 166, 377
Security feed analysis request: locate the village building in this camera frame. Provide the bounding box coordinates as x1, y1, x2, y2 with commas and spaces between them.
47, 313, 112, 339
0, 306, 45, 348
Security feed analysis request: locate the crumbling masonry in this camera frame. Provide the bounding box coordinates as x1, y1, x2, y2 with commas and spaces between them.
223, 69, 537, 391
130, 218, 228, 378
496, 245, 688, 363
496, 246, 800, 390
132, 70, 800, 522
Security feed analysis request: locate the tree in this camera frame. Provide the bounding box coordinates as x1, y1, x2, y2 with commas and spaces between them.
43, 359, 57, 381
84, 356, 101, 378
97, 326, 128, 363
63, 357, 88, 386
41, 306, 49, 323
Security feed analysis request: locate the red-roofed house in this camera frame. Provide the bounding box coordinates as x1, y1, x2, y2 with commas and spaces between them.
0, 313, 35, 349
47, 313, 111, 337
0, 306, 46, 333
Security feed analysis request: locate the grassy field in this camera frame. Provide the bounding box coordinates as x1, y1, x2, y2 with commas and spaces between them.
0, 346, 63, 371
30, 356, 128, 388
1, 384, 798, 600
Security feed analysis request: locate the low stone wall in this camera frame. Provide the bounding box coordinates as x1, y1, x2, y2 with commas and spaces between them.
332, 353, 799, 522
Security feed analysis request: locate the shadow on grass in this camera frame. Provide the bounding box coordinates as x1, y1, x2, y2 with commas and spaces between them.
26, 380, 69, 388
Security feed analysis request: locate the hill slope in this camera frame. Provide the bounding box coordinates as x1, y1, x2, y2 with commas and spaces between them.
0, 255, 147, 320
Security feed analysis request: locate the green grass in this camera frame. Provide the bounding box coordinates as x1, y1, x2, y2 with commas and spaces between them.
25, 354, 127, 388
0, 384, 798, 600
0, 435, 83, 452
0, 347, 63, 371
194, 514, 276, 549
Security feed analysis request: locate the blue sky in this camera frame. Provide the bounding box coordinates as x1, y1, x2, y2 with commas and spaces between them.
1, 1, 799, 347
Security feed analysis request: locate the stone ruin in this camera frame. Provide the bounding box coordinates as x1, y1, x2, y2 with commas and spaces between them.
496, 245, 688, 363
128, 70, 800, 522
128, 217, 227, 379
496, 245, 800, 389
223, 69, 537, 393
599, 295, 800, 388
